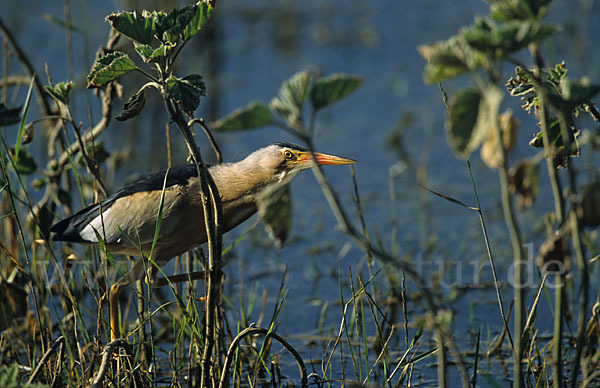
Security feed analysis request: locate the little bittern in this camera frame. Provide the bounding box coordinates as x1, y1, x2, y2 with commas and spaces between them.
50, 142, 356, 339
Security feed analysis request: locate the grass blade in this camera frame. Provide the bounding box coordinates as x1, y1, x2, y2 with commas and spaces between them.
15, 76, 35, 157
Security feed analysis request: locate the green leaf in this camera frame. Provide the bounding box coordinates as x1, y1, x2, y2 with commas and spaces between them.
87, 51, 136, 88
106, 11, 154, 45
447, 89, 481, 157
310, 74, 363, 110
488, 0, 553, 21
419, 35, 488, 84
15, 76, 35, 158
462, 17, 558, 58
445, 86, 503, 158
212, 101, 274, 131
152, 6, 195, 44
183, 1, 214, 41
166, 74, 206, 113
116, 89, 147, 121
0, 104, 22, 127
134, 43, 154, 61
134, 42, 170, 62
45, 81, 74, 104
269, 70, 312, 129
11, 148, 37, 175
258, 184, 292, 247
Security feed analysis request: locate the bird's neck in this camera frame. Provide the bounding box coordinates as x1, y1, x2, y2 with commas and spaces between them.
208, 162, 278, 205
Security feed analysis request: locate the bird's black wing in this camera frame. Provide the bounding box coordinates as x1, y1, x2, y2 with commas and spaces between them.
50, 164, 199, 242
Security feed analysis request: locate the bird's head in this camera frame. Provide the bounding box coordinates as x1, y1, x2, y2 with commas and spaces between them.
265, 142, 355, 180
240, 142, 356, 196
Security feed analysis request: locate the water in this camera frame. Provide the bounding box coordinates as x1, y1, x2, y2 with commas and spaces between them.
2, 0, 600, 385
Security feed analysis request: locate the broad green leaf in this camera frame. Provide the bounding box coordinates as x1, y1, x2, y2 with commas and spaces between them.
212, 101, 274, 131
106, 11, 154, 45
11, 148, 37, 175
87, 51, 136, 88
462, 17, 558, 58
270, 70, 312, 129
45, 81, 74, 104
446, 86, 503, 159
0, 104, 22, 126
419, 35, 488, 84
116, 89, 147, 121
258, 184, 292, 247
446, 89, 481, 157
166, 74, 206, 113
15, 76, 34, 158
310, 74, 363, 110
184, 1, 214, 41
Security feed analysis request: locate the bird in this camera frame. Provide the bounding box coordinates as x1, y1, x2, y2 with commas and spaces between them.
50, 142, 356, 339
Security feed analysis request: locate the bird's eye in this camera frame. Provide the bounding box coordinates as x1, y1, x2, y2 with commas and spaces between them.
283, 150, 294, 160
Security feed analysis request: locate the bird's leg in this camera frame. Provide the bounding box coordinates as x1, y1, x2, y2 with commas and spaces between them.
109, 278, 128, 340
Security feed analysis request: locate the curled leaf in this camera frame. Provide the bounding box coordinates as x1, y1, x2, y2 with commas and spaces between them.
508, 159, 539, 209
536, 232, 570, 273
116, 89, 147, 121
481, 109, 519, 169
258, 184, 292, 247
0, 104, 22, 127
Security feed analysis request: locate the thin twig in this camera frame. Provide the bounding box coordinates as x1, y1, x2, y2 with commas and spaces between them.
0, 16, 52, 116
90, 339, 133, 388
219, 326, 308, 388
188, 118, 222, 163
27, 336, 65, 384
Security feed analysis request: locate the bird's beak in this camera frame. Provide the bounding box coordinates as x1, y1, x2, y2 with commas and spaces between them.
298, 151, 357, 165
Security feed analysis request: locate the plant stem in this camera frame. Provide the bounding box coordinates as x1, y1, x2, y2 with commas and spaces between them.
531, 44, 565, 388
491, 117, 525, 387
163, 96, 223, 388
